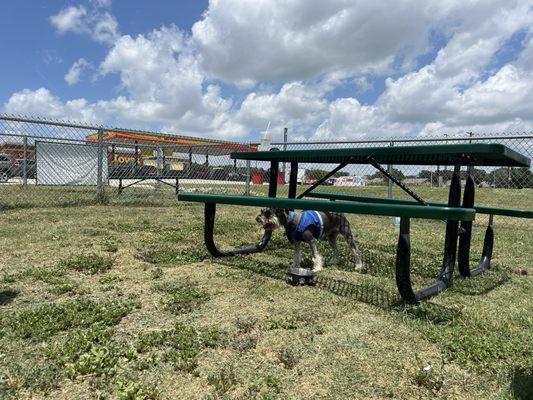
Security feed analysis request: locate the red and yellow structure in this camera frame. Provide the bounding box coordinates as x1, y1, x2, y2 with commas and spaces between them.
86, 129, 258, 169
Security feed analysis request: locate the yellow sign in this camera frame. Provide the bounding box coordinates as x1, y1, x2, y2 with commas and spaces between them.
113, 154, 138, 165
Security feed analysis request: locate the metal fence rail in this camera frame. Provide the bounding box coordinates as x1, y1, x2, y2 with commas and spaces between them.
1, 114, 532, 213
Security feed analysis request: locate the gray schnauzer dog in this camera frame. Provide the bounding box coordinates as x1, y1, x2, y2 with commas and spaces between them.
256, 208, 363, 272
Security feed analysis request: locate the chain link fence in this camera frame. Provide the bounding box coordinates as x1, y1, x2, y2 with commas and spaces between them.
0, 115, 257, 208
1, 114, 531, 217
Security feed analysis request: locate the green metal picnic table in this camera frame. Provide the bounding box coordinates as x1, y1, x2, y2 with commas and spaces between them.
179, 143, 531, 303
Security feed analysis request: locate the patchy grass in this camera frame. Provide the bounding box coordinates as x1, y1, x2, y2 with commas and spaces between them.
60, 253, 114, 275
1, 298, 137, 341
100, 236, 119, 253
139, 245, 207, 266
136, 322, 222, 373
0, 189, 531, 399
153, 281, 210, 315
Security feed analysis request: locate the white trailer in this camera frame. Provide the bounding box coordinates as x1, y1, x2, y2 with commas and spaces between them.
333, 176, 366, 187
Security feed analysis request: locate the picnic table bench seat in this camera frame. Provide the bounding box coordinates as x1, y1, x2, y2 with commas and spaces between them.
178, 193, 475, 221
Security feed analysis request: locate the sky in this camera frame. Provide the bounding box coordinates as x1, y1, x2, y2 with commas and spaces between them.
1, 0, 533, 143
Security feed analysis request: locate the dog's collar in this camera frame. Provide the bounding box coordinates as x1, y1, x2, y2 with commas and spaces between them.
288, 211, 295, 225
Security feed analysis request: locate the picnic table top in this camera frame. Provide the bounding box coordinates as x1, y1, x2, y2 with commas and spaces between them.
231, 143, 530, 167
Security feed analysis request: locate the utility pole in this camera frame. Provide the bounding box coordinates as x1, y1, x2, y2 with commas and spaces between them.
282, 127, 288, 183
467, 132, 474, 177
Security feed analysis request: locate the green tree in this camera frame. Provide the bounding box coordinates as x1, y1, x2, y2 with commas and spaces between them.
369, 168, 405, 182
487, 167, 533, 188
419, 168, 488, 185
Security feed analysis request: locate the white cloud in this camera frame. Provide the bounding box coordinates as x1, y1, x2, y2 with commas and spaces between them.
96, 26, 245, 138
64, 58, 91, 86
376, 1, 533, 129
50, 6, 87, 35
192, 0, 434, 86
92, 12, 119, 44
232, 82, 328, 139
191, 0, 531, 87
3, 88, 98, 122
6, 0, 533, 141
50, 3, 119, 45
314, 98, 414, 140
92, 0, 112, 8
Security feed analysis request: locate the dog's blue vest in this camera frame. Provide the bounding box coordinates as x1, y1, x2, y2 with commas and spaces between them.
288, 210, 324, 241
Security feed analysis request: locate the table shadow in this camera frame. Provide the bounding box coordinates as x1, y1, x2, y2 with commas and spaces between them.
0, 289, 19, 306
216, 256, 461, 322
511, 367, 533, 400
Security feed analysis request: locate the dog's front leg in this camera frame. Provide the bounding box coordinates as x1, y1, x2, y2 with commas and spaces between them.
309, 239, 323, 272
293, 241, 302, 268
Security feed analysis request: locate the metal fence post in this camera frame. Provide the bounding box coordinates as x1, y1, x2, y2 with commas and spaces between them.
245, 159, 251, 196
22, 136, 28, 188
156, 146, 163, 190
387, 141, 394, 198
96, 128, 104, 203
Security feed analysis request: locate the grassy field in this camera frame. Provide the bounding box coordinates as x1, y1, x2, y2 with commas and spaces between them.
0, 186, 532, 399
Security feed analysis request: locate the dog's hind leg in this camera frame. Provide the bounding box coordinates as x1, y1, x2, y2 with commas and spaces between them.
340, 221, 364, 270
328, 234, 339, 266
293, 241, 302, 268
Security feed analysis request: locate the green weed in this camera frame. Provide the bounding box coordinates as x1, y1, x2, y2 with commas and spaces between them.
139, 246, 206, 266
99, 274, 123, 284
1, 298, 137, 341
100, 236, 119, 253
136, 322, 222, 373
60, 253, 114, 275
116, 379, 160, 400
153, 281, 209, 314
47, 281, 78, 295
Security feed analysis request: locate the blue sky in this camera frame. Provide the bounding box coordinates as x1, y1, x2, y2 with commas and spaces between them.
1, 1, 532, 142
0, 1, 208, 105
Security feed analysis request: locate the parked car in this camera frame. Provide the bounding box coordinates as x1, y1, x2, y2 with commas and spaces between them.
0, 153, 16, 182
14, 159, 36, 179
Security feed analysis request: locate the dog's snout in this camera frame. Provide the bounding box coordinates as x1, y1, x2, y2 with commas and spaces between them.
256, 216, 262, 223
